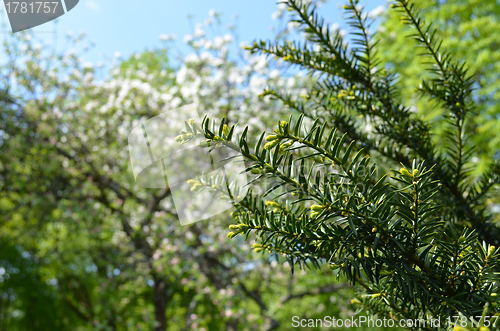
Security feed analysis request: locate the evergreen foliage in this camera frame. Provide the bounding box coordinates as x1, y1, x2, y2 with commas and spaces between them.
182, 0, 500, 327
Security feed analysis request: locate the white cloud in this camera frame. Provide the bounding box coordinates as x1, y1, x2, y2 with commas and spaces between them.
86, 0, 100, 11
368, 5, 385, 18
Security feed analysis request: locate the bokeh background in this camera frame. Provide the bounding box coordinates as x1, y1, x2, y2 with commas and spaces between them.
0, 0, 498, 330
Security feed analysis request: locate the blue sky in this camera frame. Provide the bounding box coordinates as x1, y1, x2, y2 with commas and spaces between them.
0, 0, 386, 63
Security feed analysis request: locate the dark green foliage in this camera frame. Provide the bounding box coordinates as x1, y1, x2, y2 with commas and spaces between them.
185, 0, 500, 327
0, 241, 81, 331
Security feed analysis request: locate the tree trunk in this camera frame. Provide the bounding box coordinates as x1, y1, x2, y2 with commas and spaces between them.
153, 277, 168, 331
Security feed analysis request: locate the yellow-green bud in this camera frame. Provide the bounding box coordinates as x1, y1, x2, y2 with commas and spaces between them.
198, 140, 210, 148
400, 168, 412, 177
188, 178, 203, 192
311, 205, 325, 212
487, 245, 496, 258
265, 135, 278, 142
264, 140, 279, 150
266, 201, 280, 208
190, 184, 202, 192
175, 134, 187, 143
253, 243, 264, 252
188, 119, 203, 133
412, 169, 419, 177
229, 224, 239, 230
279, 141, 293, 152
